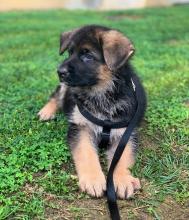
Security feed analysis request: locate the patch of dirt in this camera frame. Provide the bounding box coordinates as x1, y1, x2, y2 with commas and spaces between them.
44, 197, 152, 220
44, 196, 189, 220
165, 39, 189, 46
23, 183, 44, 195
22, 182, 189, 219
157, 197, 189, 220
167, 39, 180, 45
184, 99, 189, 108
106, 14, 144, 21
139, 125, 162, 151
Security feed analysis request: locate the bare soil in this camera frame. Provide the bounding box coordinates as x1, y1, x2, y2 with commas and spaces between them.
42, 191, 189, 220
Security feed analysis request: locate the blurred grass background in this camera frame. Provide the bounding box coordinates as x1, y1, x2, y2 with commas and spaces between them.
0, 5, 189, 219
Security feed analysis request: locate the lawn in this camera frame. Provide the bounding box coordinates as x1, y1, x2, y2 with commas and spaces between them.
0, 5, 189, 219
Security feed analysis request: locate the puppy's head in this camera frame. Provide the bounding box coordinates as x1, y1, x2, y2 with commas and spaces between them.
57, 25, 134, 88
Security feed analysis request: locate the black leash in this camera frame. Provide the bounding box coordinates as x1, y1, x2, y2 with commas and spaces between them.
77, 77, 144, 220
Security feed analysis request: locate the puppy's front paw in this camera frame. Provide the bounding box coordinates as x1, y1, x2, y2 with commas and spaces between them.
38, 99, 57, 121
79, 171, 106, 198
114, 172, 141, 199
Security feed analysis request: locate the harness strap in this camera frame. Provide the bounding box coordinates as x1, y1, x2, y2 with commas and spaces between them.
99, 126, 111, 149
77, 103, 129, 129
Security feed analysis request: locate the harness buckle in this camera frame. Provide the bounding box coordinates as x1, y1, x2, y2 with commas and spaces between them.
99, 126, 111, 149
102, 130, 110, 142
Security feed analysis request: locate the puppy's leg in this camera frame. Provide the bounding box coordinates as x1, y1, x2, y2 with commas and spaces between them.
68, 124, 106, 197
106, 133, 141, 199
38, 84, 67, 121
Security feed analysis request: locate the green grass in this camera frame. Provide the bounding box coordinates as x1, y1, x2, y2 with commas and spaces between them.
0, 5, 189, 219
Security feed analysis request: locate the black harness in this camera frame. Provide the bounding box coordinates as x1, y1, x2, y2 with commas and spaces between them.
77, 78, 142, 220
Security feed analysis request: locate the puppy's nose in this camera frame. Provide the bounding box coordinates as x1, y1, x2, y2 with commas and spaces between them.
57, 67, 69, 77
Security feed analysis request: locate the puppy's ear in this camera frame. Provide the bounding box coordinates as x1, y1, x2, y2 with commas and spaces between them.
100, 30, 134, 71
59, 31, 72, 55
59, 29, 78, 55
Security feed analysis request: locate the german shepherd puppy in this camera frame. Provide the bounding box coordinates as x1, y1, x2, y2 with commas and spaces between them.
38, 25, 146, 199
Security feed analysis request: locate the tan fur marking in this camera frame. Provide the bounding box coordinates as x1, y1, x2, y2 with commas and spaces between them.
104, 30, 125, 46
98, 65, 112, 81
99, 30, 134, 71
80, 43, 93, 51
91, 65, 113, 92
115, 141, 135, 172
102, 30, 133, 53
107, 141, 141, 199
107, 141, 134, 169
72, 128, 106, 197
38, 98, 58, 121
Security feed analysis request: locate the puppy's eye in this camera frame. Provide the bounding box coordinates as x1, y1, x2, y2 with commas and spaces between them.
81, 48, 89, 54
80, 49, 94, 62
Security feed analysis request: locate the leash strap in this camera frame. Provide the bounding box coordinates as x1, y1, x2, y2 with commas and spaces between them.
107, 102, 139, 220
76, 77, 144, 220
107, 76, 145, 220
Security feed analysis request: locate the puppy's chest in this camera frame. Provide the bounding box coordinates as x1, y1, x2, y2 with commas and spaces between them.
69, 105, 127, 141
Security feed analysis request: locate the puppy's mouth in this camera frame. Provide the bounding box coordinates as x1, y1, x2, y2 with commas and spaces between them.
57, 72, 75, 86
59, 76, 98, 87
62, 80, 98, 88
58, 71, 99, 87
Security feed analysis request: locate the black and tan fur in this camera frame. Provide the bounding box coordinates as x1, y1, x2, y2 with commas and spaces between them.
38, 25, 146, 199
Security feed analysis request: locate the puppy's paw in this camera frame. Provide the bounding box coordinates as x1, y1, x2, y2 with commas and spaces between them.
79, 171, 106, 198
38, 106, 55, 121
114, 172, 141, 199
38, 99, 57, 121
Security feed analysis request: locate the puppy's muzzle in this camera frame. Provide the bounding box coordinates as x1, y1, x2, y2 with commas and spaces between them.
57, 67, 69, 81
